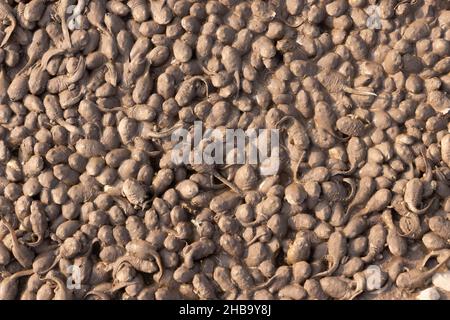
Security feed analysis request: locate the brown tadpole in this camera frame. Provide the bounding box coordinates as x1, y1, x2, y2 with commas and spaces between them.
110, 255, 158, 279
319, 276, 364, 300
332, 137, 367, 177
0, 269, 34, 300
47, 56, 86, 94
125, 240, 164, 282
316, 70, 378, 97
353, 189, 392, 218
1, 220, 34, 269
42, 271, 72, 300
396, 252, 450, 291
26, 201, 48, 247
313, 231, 347, 278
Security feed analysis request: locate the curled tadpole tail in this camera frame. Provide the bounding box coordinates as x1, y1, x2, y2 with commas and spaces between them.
212, 171, 243, 195
1, 220, 34, 269
26, 234, 43, 248
343, 86, 378, 97
342, 178, 357, 202
0, 269, 34, 300
404, 192, 438, 215
140, 122, 185, 139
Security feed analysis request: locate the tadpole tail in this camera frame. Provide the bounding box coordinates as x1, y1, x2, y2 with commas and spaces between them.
203, 174, 226, 190
348, 289, 364, 300
312, 262, 339, 279
331, 164, 357, 177
1, 220, 21, 249
96, 105, 124, 113
421, 253, 450, 279
246, 231, 268, 246
141, 122, 185, 139
17, 60, 40, 77
58, 0, 73, 49
276, 17, 305, 28
151, 250, 164, 283
275, 115, 296, 129
342, 178, 356, 202
110, 281, 137, 294
419, 250, 440, 270
61, 21, 72, 50
55, 118, 83, 135
252, 273, 279, 291
37, 253, 61, 275
361, 251, 377, 264
233, 70, 240, 98
212, 171, 242, 195
41, 48, 67, 71
404, 197, 437, 215
239, 218, 265, 228
343, 86, 377, 97
8, 268, 34, 280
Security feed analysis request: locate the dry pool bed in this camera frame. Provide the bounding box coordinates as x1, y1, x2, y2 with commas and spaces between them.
0, 0, 450, 300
